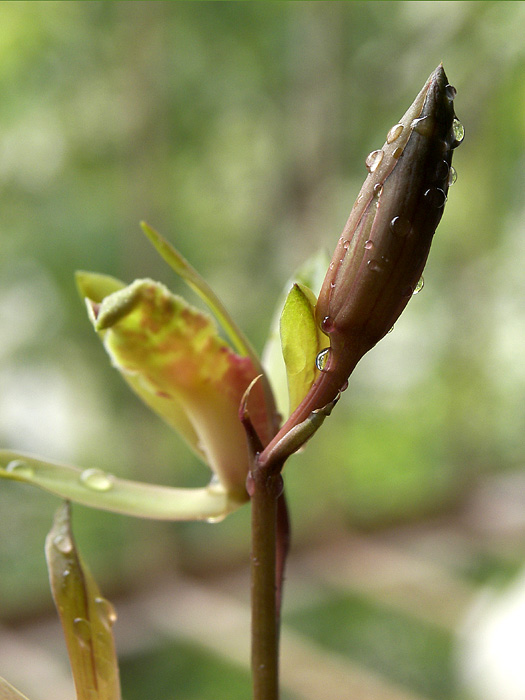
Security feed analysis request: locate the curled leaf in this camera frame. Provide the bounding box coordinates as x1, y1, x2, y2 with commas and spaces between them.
45, 502, 121, 700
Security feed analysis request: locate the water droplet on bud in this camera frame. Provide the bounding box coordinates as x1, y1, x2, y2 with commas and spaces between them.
445, 84, 457, 100
413, 276, 424, 295
5, 460, 34, 479
80, 468, 114, 492
452, 118, 465, 146
367, 259, 384, 273
424, 187, 447, 208
365, 149, 384, 173
373, 183, 383, 196
448, 166, 457, 186
392, 147, 404, 159
389, 216, 411, 238
315, 348, 331, 372
321, 316, 334, 333
386, 123, 404, 144
364, 239, 374, 250
411, 116, 432, 136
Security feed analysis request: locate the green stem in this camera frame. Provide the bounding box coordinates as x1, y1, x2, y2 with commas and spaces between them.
250, 465, 283, 700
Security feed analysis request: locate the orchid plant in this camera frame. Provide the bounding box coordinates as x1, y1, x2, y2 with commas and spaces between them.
0, 65, 462, 700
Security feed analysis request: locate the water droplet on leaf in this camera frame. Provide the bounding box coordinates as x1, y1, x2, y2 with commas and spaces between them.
95, 597, 117, 629
365, 149, 384, 173
73, 618, 92, 646
315, 348, 331, 372
53, 534, 74, 555
80, 468, 114, 492
386, 123, 404, 144
5, 460, 34, 478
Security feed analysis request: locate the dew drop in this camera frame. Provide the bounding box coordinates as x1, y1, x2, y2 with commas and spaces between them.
80, 468, 114, 492
53, 533, 74, 555
364, 239, 374, 250
340, 379, 349, 392
388, 325, 395, 334
452, 118, 465, 145
373, 183, 383, 196
436, 159, 450, 181
342, 239, 350, 250
205, 513, 227, 524
386, 123, 404, 144
73, 618, 92, 646
365, 149, 384, 173
367, 259, 384, 273
411, 116, 432, 136
392, 147, 404, 159
95, 597, 117, 629
5, 460, 34, 479
448, 165, 457, 186
389, 216, 411, 238
413, 276, 424, 295
315, 348, 331, 372
423, 187, 447, 209
445, 84, 457, 100
321, 316, 334, 333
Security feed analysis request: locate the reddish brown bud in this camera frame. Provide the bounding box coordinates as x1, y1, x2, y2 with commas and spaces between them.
316, 64, 461, 370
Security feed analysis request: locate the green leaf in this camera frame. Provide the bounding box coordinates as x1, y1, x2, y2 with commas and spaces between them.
140, 222, 256, 360
0, 452, 245, 521
262, 250, 330, 419
75, 271, 127, 304
280, 283, 328, 413
45, 502, 121, 700
88, 279, 270, 493
0, 677, 32, 700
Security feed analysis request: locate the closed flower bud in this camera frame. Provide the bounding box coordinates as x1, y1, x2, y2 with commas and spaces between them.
316, 63, 461, 380
260, 65, 462, 464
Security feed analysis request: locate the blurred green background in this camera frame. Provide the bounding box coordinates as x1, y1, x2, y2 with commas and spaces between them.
1, 2, 525, 699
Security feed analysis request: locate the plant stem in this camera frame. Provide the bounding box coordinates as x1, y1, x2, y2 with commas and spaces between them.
250, 465, 283, 700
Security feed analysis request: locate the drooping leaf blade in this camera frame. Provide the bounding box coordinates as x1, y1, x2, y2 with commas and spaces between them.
0, 451, 244, 521
45, 502, 121, 700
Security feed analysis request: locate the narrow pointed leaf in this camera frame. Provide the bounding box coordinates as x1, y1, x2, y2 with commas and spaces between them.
45, 502, 121, 700
0, 451, 244, 520
75, 272, 126, 304
280, 283, 328, 413
140, 222, 256, 361
0, 678, 32, 700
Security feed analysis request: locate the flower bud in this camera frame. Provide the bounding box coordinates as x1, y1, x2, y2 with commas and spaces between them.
316, 64, 462, 374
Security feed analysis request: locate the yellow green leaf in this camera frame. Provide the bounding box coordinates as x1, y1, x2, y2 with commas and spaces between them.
0, 451, 244, 521
280, 283, 328, 413
89, 279, 269, 496
45, 502, 121, 700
